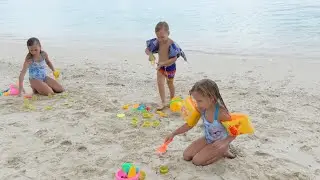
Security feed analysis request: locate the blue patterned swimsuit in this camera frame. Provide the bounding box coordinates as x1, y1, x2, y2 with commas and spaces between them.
29, 54, 47, 81
202, 104, 228, 144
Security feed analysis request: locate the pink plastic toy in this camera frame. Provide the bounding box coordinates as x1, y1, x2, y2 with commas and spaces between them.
9, 84, 19, 95
115, 169, 140, 180
2, 84, 19, 96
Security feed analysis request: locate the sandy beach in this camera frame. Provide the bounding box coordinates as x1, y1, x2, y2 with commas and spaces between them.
0, 41, 320, 180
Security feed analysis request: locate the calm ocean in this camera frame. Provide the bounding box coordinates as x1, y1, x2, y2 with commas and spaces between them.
0, 0, 319, 60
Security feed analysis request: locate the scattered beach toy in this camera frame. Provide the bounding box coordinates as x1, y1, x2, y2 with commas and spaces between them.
169, 96, 183, 112
32, 95, 38, 101
131, 117, 138, 127
142, 121, 151, 127
131, 104, 152, 113
23, 99, 35, 110
139, 170, 146, 180
117, 114, 126, 118
157, 139, 172, 154
117, 170, 127, 178
45, 106, 53, 110
24, 94, 33, 99
149, 53, 156, 65
2, 84, 19, 96
0, 92, 2, 96
59, 93, 68, 99
127, 166, 137, 178
9, 84, 19, 95
156, 111, 167, 117
137, 104, 145, 111
142, 112, 153, 118
122, 104, 130, 110
116, 163, 141, 180
122, 163, 133, 174
53, 69, 60, 80
159, 166, 169, 174
152, 120, 160, 127
145, 106, 151, 111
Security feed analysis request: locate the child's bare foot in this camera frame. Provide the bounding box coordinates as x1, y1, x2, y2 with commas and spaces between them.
156, 102, 168, 110
224, 150, 236, 159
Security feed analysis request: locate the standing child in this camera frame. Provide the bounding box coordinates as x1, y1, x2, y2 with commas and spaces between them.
164, 79, 236, 166
145, 21, 187, 110
18, 37, 64, 96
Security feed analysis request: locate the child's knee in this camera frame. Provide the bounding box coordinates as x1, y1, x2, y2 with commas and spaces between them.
45, 89, 55, 96
183, 150, 193, 161
54, 87, 64, 93
191, 156, 205, 166
167, 79, 174, 85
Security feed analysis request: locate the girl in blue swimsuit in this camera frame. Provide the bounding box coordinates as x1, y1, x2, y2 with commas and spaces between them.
18, 37, 64, 96
164, 79, 236, 166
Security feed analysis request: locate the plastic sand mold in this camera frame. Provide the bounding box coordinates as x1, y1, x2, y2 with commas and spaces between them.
152, 120, 160, 127
131, 117, 138, 127
142, 112, 153, 118
142, 121, 151, 127
159, 166, 169, 174
117, 114, 126, 118
122, 104, 130, 110
45, 106, 53, 110
23, 99, 35, 110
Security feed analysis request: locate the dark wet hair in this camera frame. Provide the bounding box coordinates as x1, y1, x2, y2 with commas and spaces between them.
155, 21, 169, 32
26, 37, 43, 60
27, 37, 41, 47
189, 79, 229, 112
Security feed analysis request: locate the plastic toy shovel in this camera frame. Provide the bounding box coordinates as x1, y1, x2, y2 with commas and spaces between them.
156, 139, 173, 154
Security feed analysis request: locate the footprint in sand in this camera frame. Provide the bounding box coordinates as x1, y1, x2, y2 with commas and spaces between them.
44, 138, 55, 145
8, 122, 26, 128
95, 157, 108, 166
239, 91, 249, 96
72, 74, 85, 78
299, 145, 312, 152
60, 140, 72, 146
106, 82, 125, 87
267, 93, 280, 98
261, 113, 270, 119
6, 156, 25, 169
259, 100, 270, 105
265, 106, 277, 113
254, 150, 271, 157
76, 165, 98, 177
77, 145, 87, 152
259, 137, 271, 144
34, 129, 48, 138
229, 144, 245, 157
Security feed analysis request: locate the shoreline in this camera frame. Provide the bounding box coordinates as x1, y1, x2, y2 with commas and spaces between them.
1, 38, 319, 63
0, 41, 320, 179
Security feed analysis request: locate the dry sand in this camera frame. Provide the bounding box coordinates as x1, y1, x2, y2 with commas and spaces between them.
0, 42, 320, 180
